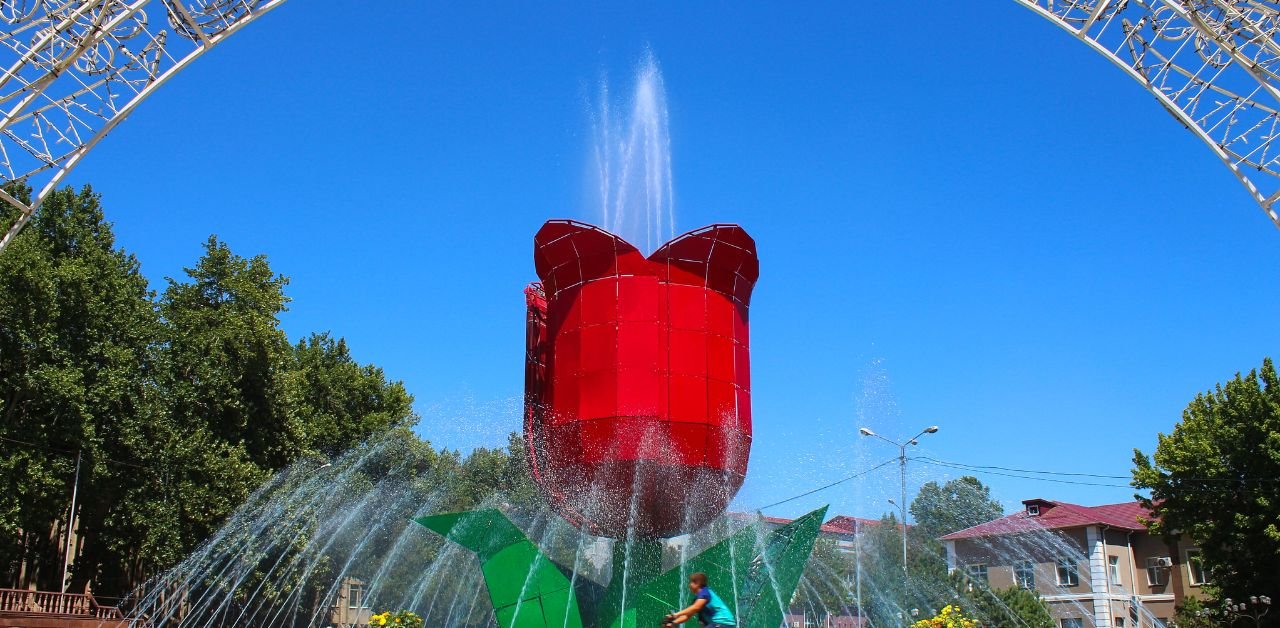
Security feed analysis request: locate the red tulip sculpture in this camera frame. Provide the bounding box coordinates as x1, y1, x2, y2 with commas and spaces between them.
524, 220, 758, 538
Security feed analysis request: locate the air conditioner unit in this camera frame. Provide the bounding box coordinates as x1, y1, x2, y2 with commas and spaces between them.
1155, 557, 1173, 567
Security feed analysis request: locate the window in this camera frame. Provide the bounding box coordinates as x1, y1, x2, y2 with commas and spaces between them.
1146, 557, 1169, 586
1061, 619, 1084, 628
1115, 619, 1125, 627
1027, 505, 1041, 516
1186, 550, 1207, 586
1056, 558, 1080, 587
1014, 560, 1035, 590
965, 563, 988, 583
348, 582, 366, 609
1109, 555, 1122, 586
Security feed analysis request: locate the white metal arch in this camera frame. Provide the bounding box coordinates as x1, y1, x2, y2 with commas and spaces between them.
0, 0, 285, 252
1015, 0, 1280, 231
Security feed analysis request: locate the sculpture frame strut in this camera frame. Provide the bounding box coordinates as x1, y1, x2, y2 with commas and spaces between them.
1015, 0, 1280, 230
0, 0, 287, 252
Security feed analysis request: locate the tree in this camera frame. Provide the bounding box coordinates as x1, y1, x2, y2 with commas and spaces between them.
1172, 596, 1217, 628
159, 236, 299, 470
793, 536, 855, 618
953, 572, 1053, 628
1, 184, 434, 604
909, 476, 1003, 540
0, 184, 160, 591
289, 332, 416, 458
1132, 357, 1280, 604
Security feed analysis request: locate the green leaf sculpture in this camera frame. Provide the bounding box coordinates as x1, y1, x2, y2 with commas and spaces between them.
414, 506, 827, 628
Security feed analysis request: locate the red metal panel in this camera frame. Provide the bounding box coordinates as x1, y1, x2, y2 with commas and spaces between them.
552, 328, 580, 377
579, 279, 619, 327
706, 334, 735, 383
617, 276, 659, 321
668, 373, 708, 424
733, 341, 751, 392
579, 325, 617, 374
617, 368, 660, 416
525, 220, 758, 539
667, 421, 710, 466
666, 284, 706, 330
578, 369, 617, 420
668, 329, 707, 377
705, 294, 734, 337
707, 379, 736, 423
616, 321, 659, 371
734, 387, 752, 435
546, 374, 577, 426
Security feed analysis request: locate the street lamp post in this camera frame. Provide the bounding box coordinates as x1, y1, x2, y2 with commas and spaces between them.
1221, 596, 1272, 626
859, 425, 939, 576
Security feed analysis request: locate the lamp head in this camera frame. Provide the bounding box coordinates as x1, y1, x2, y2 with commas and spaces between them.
924, 426, 939, 434
859, 427, 875, 437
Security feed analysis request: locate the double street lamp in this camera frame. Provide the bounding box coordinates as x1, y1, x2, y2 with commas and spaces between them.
858, 425, 939, 576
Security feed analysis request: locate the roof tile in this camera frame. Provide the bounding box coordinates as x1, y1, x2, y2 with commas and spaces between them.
940, 500, 1152, 541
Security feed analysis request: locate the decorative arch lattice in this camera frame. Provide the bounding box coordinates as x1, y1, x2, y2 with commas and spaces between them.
0, 0, 285, 251
1015, 0, 1280, 231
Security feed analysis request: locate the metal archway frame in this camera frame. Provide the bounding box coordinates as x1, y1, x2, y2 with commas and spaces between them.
0, 0, 285, 252
1015, 0, 1280, 230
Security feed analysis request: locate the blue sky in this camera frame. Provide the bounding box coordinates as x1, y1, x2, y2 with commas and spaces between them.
65, 1, 1279, 523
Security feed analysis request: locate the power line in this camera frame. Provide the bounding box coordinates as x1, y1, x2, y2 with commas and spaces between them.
911, 457, 1133, 489
0, 435, 149, 470
752, 452, 1280, 516
915, 456, 1130, 480
755, 457, 899, 511
914, 456, 1280, 485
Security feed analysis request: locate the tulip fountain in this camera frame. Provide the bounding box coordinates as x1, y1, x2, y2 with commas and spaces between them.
413, 220, 825, 628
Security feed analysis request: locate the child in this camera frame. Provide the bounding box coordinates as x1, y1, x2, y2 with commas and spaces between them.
664, 572, 736, 627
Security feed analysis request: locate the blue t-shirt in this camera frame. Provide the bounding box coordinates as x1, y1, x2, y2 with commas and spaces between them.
695, 586, 736, 626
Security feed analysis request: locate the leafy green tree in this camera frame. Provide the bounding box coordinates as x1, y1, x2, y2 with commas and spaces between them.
0, 184, 160, 591
793, 537, 855, 617
159, 235, 298, 470
909, 476, 1004, 540
1172, 596, 1217, 628
953, 571, 1053, 628
289, 332, 416, 458
1132, 357, 1280, 604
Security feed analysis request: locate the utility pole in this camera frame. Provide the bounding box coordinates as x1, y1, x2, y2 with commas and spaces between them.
854, 517, 867, 625
61, 449, 81, 594
858, 425, 939, 577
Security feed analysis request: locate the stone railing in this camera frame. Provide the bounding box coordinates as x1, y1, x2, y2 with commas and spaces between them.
0, 588, 124, 619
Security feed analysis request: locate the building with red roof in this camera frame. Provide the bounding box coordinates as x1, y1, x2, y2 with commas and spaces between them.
941, 498, 1207, 628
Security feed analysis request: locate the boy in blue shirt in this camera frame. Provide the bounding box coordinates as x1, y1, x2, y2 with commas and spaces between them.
663, 572, 736, 627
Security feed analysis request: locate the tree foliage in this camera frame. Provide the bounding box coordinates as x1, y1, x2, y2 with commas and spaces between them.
956, 574, 1054, 628
0, 185, 160, 592
798, 477, 1043, 628
0, 185, 418, 598
909, 476, 1004, 540
1132, 357, 1280, 604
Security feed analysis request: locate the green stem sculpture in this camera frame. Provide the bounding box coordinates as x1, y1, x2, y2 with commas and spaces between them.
414, 506, 827, 628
